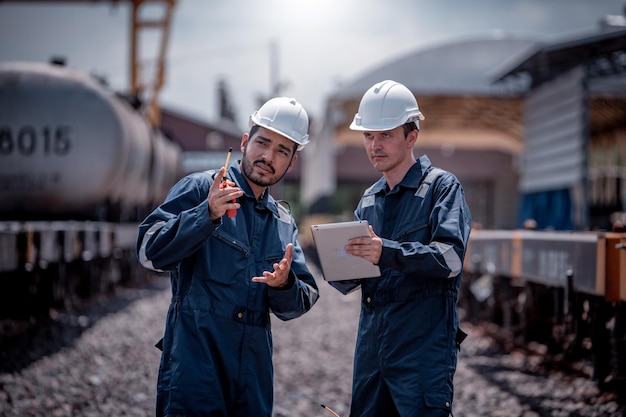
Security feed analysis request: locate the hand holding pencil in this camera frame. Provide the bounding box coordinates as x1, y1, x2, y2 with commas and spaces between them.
208, 148, 241, 221
220, 147, 238, 218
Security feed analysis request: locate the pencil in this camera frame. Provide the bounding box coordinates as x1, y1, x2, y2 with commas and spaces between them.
222, 147, 237, 218
222, 147, 232, 184
321, 404, 341, 417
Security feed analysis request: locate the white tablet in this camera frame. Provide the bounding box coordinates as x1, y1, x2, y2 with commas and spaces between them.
310, 220, 381, 281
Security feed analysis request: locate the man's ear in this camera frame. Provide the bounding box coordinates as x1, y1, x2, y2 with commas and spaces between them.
240, 133, 249, 151
407, 129, 419, 147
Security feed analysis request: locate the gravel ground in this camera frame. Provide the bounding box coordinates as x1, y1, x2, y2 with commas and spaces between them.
0, 266, 624, 417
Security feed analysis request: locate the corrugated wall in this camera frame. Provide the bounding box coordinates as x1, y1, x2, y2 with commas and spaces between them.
521, 66, 588, 193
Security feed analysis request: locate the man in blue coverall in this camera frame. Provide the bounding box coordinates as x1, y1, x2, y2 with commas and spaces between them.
137, 97, 320, 417
331, 80, 472, 417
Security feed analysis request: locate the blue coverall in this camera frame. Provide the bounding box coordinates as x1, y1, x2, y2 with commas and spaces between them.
331, 155, 472, 417
136, 164, 320, 417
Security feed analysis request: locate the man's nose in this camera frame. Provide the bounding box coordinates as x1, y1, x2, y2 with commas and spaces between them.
262, 149, 275, 163
371, 136, 383, 149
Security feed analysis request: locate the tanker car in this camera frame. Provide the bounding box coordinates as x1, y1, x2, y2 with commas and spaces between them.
0, 61, 184, 321
463, 229, 626, 391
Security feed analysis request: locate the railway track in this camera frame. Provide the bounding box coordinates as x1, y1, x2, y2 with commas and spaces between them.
1, 269, 624, 417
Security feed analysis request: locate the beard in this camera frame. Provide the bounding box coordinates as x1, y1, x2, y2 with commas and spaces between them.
241, 149, 289, 188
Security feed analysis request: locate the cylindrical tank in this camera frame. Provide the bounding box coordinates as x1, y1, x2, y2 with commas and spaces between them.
0, 62, 168, 220
149, 129, 183, 209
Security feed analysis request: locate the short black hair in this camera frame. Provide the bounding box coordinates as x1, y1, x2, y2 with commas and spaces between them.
249, 124, 260, 139
402, 121, 418, 137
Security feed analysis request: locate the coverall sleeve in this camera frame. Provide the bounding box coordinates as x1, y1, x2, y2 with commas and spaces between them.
376, 178, 472, 279
137, 175, 216, 272
268, 223, 320, 321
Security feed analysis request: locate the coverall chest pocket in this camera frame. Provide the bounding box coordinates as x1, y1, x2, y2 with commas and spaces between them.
395, 216, 430, 242
202, 234, 248, 285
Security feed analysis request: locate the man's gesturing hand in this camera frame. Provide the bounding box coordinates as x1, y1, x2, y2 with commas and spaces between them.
252, 243, 293, 288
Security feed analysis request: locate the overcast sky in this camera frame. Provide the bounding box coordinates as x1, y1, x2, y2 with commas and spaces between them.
1, 0, 625, 129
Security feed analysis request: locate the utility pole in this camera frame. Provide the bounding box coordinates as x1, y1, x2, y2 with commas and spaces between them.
270, 39, 281, 96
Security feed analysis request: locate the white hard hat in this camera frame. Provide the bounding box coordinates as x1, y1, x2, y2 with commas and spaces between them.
349, 80, 425, 131
249, 97, 310, 150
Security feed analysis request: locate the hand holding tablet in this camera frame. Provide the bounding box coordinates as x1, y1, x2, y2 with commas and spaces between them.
309, 220, 381, 281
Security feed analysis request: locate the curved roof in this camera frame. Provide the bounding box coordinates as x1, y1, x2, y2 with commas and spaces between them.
333, 33, 541, 99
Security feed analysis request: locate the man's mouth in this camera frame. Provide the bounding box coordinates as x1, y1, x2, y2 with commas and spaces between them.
255, 161, 274, 174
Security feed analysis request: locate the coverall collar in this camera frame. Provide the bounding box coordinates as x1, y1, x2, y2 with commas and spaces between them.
368, 155, 433, 195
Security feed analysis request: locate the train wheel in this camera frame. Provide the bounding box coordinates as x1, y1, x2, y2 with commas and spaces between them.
523, 283, 554, 346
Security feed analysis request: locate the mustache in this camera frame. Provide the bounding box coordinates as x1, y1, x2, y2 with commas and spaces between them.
254, 159, 275, 174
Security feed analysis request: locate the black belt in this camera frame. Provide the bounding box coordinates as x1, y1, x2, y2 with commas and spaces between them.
362, 278, 459, 307
172, 295, 270, 328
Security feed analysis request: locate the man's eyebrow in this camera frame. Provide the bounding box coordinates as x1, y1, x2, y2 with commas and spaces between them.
277, 143, 293, 154
255, 135, 293, 154
255, 135, 271, 143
